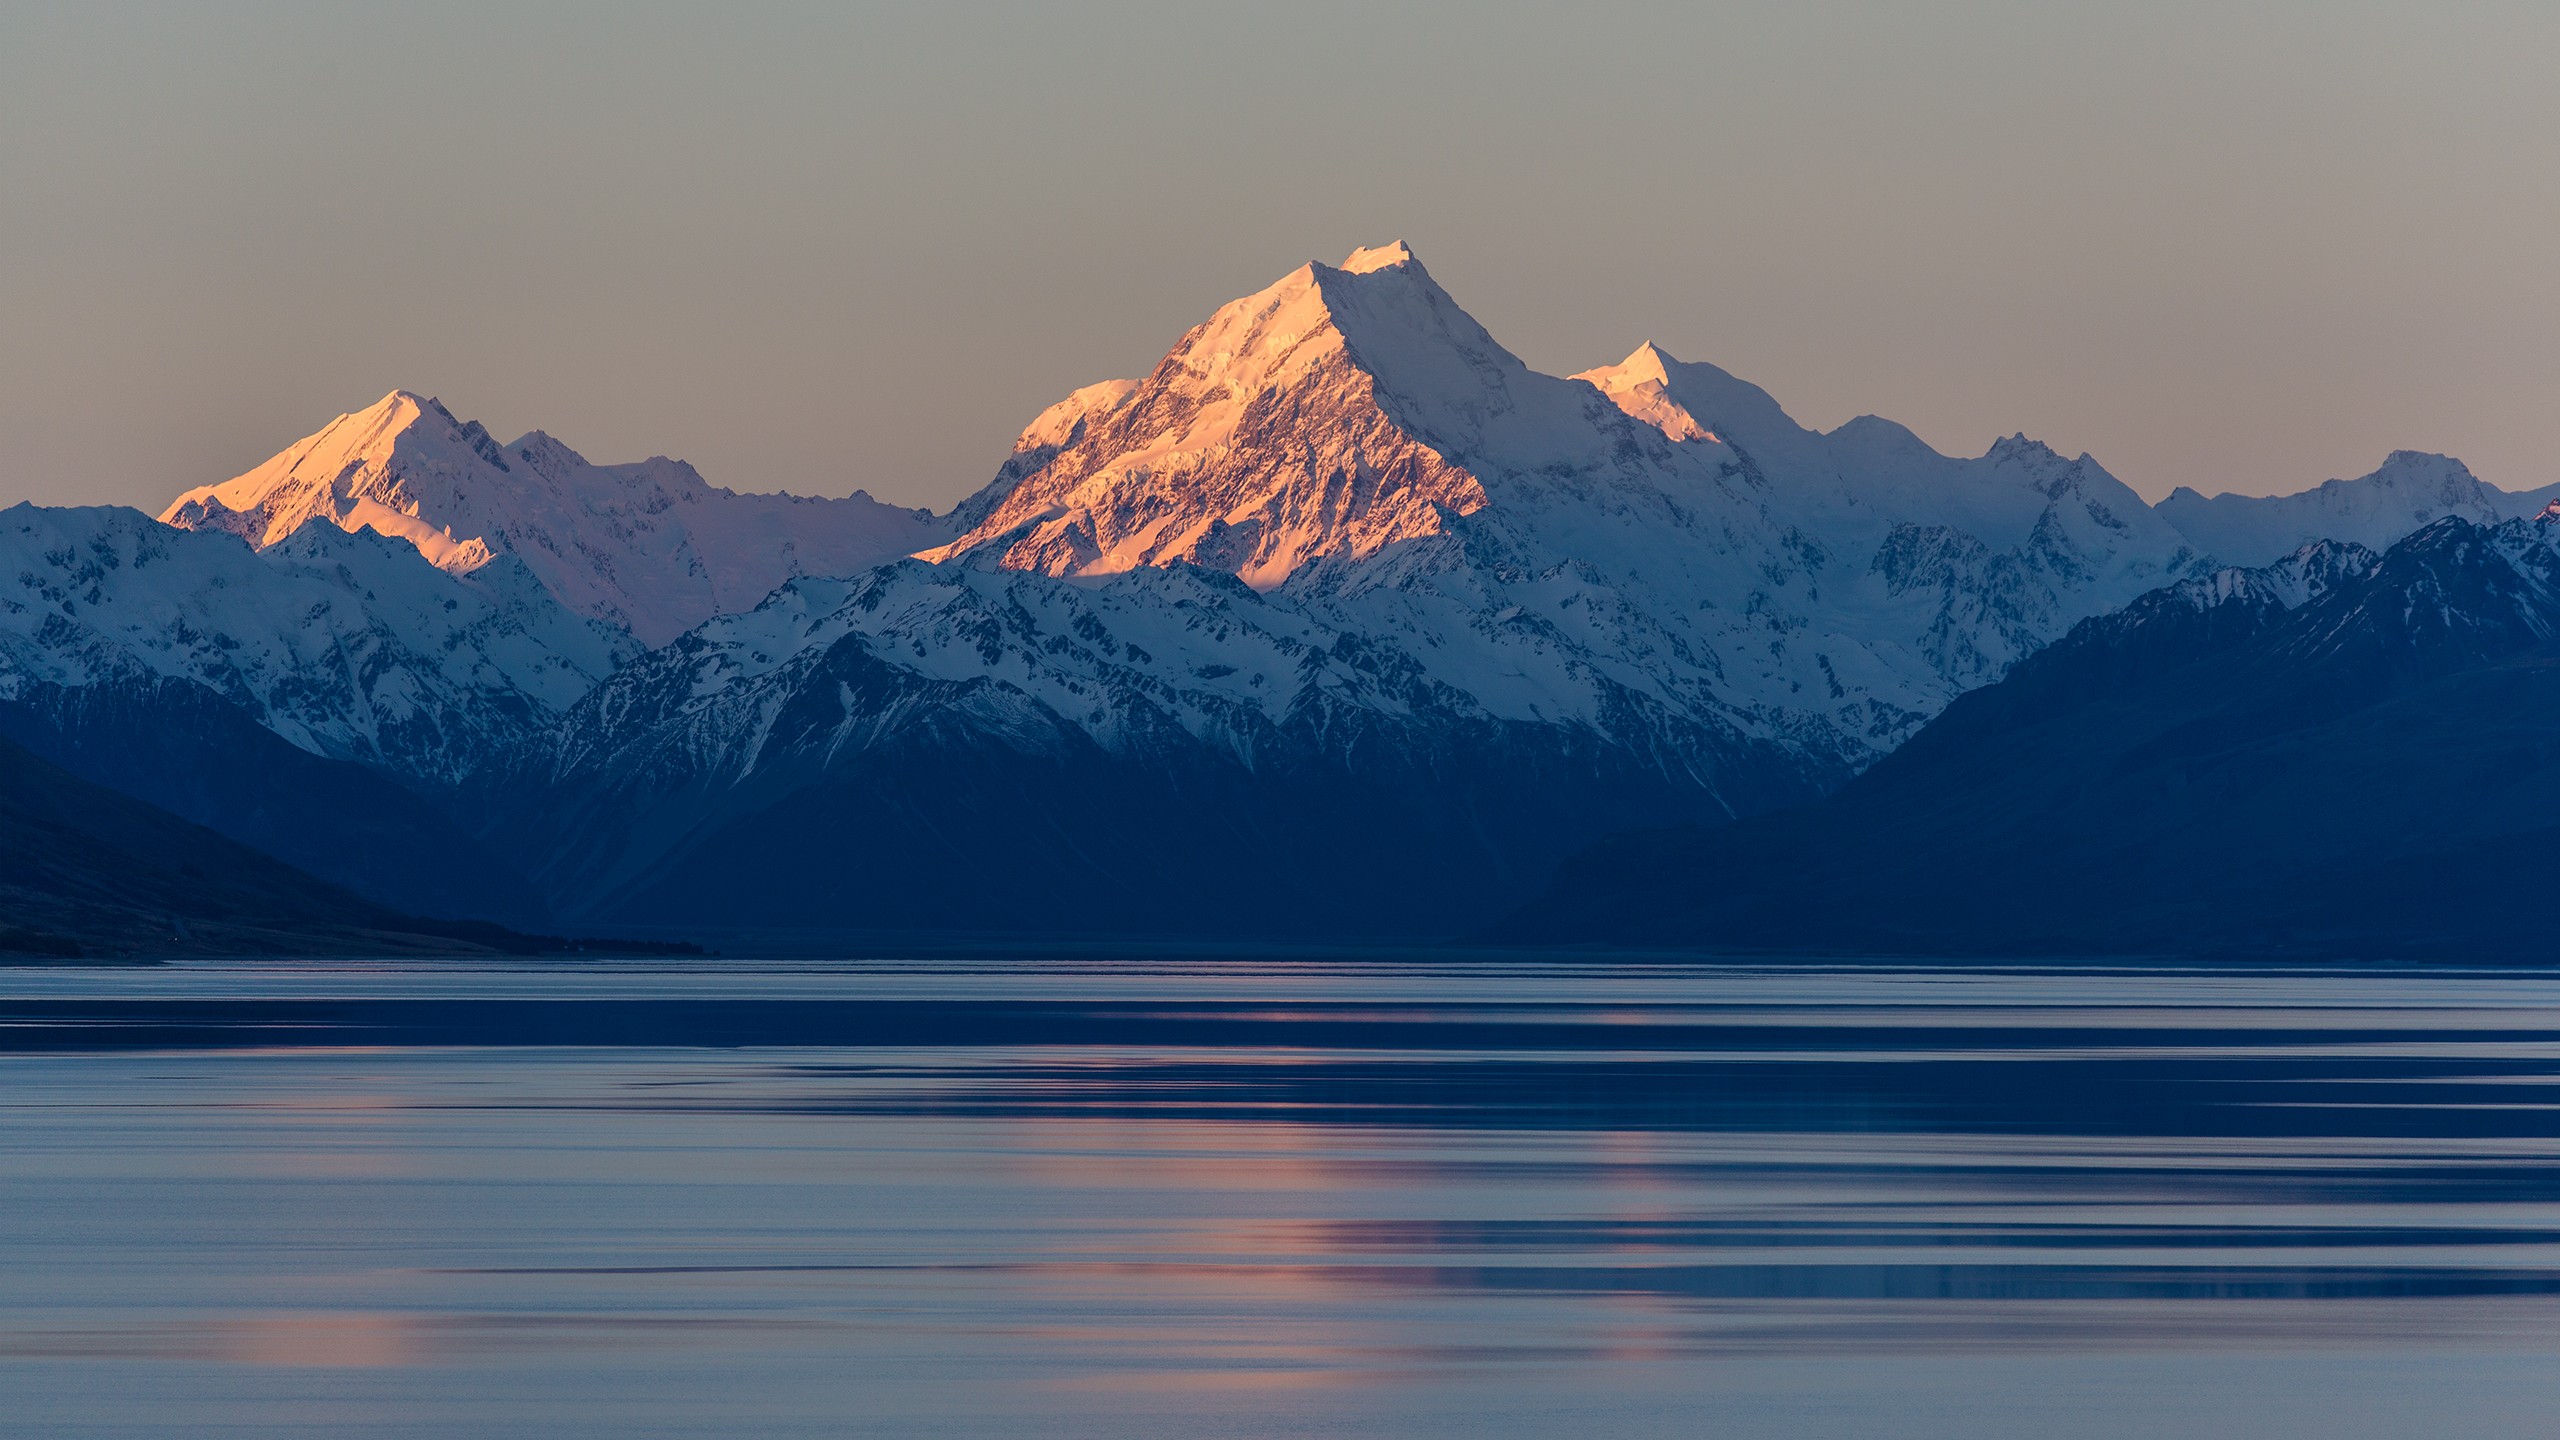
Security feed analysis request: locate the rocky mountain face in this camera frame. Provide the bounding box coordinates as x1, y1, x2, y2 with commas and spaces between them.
162, 391, 950, 645
1503, 515, 2560, 959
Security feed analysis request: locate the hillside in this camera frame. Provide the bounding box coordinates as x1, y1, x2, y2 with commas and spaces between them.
0, 731, 548, 957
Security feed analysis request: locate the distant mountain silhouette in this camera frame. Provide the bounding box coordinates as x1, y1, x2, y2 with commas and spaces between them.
0, 675, 549, 927
0, 729, 655, 957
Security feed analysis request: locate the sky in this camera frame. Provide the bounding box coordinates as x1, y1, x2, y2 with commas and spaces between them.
2, 1, 2554, 512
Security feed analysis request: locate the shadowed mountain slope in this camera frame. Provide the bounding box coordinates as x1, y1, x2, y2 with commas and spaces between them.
1502, 518, 2560, 959
0, 730, 550, 956
0, 675, 549, 926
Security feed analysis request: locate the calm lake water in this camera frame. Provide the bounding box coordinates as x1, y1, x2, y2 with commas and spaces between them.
3, 958, 2558, 1437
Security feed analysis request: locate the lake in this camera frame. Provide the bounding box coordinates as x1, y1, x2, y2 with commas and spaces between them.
3, 958, 2556, 1437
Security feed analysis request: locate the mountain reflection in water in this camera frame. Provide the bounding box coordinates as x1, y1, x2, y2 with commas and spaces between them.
2, 959, 2556, 1438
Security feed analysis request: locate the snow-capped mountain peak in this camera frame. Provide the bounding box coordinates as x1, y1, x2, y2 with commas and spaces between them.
2155, 450, 2558, 567
1338, 239, 1420, 274
1574, 343, 1811, 462
162, 391, 952, 645
505, 428, 595, 482
164, 390, 504, 571
922, 242, 1549, 589
1574, 343, 1718, 443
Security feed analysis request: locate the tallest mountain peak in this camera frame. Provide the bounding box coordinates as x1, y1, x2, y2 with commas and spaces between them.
1607, 341, 1680, 386
929, 240, 1536, 586
1338, 240, 1421, 275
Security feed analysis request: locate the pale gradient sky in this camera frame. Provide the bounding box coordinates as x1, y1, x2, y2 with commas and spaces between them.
3, 1, 2554, 513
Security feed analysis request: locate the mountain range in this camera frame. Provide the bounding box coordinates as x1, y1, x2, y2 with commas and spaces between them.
5, 242, 2548, 953
1503, 514, 2560, 958
2158, 451, 2560, 566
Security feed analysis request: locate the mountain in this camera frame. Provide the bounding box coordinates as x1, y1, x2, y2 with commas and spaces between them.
928, 247, 2202, 709
1501, 515, 2560, 958
2157, 450, 2560, 566
162, 390, 952, 646
0, 729, 548, 957
927, 241, 1538, 584
0, 674, 549, 925
1571, 341, 2214, 686
474, 244, 2217, 938
0, 504, 631, 786
0, 505, 631, 923
931, 242, 2210, 763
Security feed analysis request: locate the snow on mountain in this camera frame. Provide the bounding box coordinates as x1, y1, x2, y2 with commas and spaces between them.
2156, 451, 2560, 567
920, 247, 2208, 764
1574, 342, 1717, 442
2269, 510, 2560, 673
923, 240, 1523, 588
485, 554, 1822, 929
161, 391, 951, 646
529, 553, 1828, 816
0, 504, 634, 783
2160, 537, 2382, 614
1984, 537, 2386, 698
2044, 508, 2560, 690
1575, 342, 2171, 553
1573, 340, 2212, 690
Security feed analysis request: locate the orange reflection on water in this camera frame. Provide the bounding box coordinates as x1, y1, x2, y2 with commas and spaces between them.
975, 1111, 1389, 1195
209, 1312, 426, 1368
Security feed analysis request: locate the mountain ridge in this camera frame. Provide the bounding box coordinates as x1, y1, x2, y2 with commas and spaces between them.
0, 503, 630, 786
1500, 514, 2560, 958
163, 390, 949, 645
2157, 450, 2560, 567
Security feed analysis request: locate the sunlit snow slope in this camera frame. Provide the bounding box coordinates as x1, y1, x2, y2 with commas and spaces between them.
163, 391, 950, 645
0, 505, 630, 784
